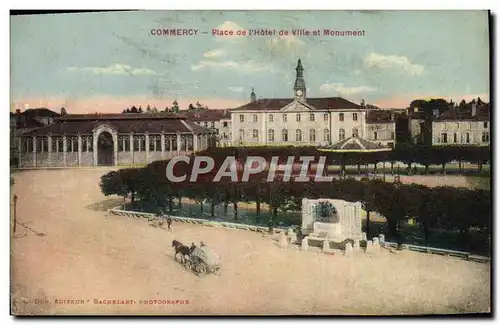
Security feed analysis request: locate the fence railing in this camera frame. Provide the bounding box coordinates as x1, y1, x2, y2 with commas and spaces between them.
108, 208, 490, 263
108, 208, 288, 234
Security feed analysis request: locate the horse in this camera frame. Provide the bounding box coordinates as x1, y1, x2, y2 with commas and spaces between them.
172, 240, 191, 264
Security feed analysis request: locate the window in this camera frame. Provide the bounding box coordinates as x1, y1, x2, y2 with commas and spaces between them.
296, 114, 301, 122
466, 132, 470, 144
455, 122, 459, 129
323, 129, 330, 142
133, 135, 145, 152
252, 129, 259, 140
339, 129, 345, 141
81, 136, 93, 152
352, 128, 359, 138
204, 122, 208, 127
296, 129, 302, 142
323, 113, 329, 122
466, 122, 471, 130
339, 113, 344, 122
253, 114, 258, 123
23, 138, 33, 153
149, 135, 161, 151
269, 114, 273, 122
223, 121, 228, 128
239, 129, 245, 140
211, 122, 215, 128
443, 122, 448, 130
309, 113, 315, 122
186, 135, 193, 151
309, 129, 316, 142
67, 136, 78, 152
36, 137, 48, 153
164, 136, 172, 151
222, 132, 227, 139
283, 114, 287, 122
390, 132, 395, 140
268, 129, 275, 142
374, 132, 378, 141
453, 133, 457, 143
52, 137, 64, 152
282, 129, 288, 142
484, 121, 489, 128
441, 133, 448, 143
482, 132, 490, 143
239, 115, 244, 123
353, 113, 358, 121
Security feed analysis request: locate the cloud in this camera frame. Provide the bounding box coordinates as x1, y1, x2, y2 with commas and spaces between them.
66, 63, 158, 76
228, 86, 245, 93
354, 70, 362, 76
319, 83, 376, 96
202, 49, 226, 58
364, 53, 424, 76
267, 34, 304, 49
191, 60, 270, 73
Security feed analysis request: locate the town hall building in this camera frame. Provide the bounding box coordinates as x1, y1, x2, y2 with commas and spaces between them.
230, 59, 395, 147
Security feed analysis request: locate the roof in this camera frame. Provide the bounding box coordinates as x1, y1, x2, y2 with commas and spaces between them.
366, 110, 394, 124
180, 109, 232, 122
231, 97, 362, 111
22, 118, 211, 136
21, 108, 61, 118
320, 136, 392, 152
57, 113, 184, 121
436, 103, 490, 122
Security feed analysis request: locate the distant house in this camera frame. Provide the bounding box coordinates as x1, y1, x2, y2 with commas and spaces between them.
10, 108, 60, 166
365, 109, 396, 147
432, 102, 490, 146
180, 109, 232, 147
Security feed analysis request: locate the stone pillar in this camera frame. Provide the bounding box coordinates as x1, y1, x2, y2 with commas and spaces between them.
18, 137, 22, 167
93, 134, 98, 166
301, 237, 309, 251
48, 135, 52, 167
113, 133, 118, 166
129, 133, 134, 165
322, 240, 329, 252
373, 237, 380, 252
193, 133, 198, 152
365, 240, 374, 254
176, 133, 181, 155
145, 132, 149, 164
63, 135, 67, 167
353, 240, 360, 253
160, 132, 165, 160
77, 134, 82, 167
32, 136, 37, 167
279, 232, 288, 248
344, 242, 353, 257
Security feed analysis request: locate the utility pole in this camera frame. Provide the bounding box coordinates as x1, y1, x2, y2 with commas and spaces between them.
13, 194, 18, 234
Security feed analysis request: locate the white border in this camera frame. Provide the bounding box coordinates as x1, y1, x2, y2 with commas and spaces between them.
3, 2, 497, 324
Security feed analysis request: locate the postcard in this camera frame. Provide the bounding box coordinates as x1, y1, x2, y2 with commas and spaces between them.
10, 10, 491, 316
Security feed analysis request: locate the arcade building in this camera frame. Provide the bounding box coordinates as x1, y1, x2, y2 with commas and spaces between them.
17, 113, 216, 168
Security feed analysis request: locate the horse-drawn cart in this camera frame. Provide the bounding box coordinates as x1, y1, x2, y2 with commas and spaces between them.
184, 246, 221, 276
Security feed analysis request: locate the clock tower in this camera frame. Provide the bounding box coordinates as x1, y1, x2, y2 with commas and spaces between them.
293, 59, 306, 101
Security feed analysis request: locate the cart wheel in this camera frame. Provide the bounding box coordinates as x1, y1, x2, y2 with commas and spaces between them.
195, 264, 207, 277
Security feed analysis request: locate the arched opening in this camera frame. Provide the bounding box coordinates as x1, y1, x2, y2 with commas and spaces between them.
97, 131, 114, 166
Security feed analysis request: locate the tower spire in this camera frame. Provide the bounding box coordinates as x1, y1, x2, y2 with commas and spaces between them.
293, 59, 306, 101
250, 87, 257, 103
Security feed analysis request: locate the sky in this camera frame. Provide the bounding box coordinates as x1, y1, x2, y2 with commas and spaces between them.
10, 10, 490, 113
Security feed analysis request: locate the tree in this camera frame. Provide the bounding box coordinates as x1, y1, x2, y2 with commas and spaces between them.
130, 106, 138, 113
60, 107, 67, 115
188, 103, 195, 110
138, 106, 143, 113
171, 100, 180, 113
146, 105, 151, 113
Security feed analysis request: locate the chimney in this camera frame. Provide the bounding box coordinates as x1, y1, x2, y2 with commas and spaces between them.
472, 103, 477, 117
361, 99, 365, 107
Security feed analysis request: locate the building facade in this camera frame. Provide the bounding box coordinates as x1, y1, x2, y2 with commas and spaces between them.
230, 59, 392, 147
432, 103, 490, 146
18, 113, 215, 168
365, 110, 396, 147
182, 109, 232, 147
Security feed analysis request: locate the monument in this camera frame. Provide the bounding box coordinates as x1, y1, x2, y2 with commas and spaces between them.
301, 198, 363, 243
